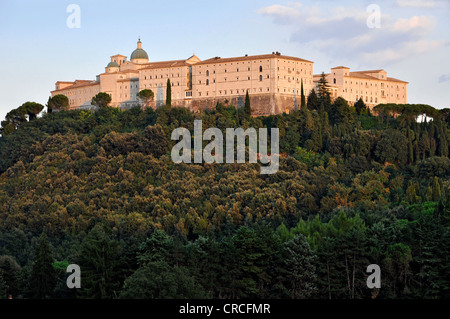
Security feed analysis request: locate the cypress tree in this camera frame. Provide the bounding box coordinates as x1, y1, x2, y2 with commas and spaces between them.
166, 79, 172, 107
301, 80, 306, 110
244, 90, 251, 119
307, 89, 319, 111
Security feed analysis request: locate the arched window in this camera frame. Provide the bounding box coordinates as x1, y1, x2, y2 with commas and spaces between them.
206, 70, 209, 76
333, 78, 336, 84
259, 66, 263, 72
206, 79, 209, 86
259, 75, 263, 81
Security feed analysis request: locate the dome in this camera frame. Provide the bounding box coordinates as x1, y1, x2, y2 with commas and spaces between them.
130, 38, 149, 61
131, 48, 149, 60
107, 61, 119, 68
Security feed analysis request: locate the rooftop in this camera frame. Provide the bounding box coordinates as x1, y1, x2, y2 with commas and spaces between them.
195, 53, 313, 65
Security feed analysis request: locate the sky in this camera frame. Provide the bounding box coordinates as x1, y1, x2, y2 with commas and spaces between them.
0, 0, 449, 121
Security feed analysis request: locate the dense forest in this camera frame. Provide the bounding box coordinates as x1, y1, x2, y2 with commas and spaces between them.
0, 88, 449, 299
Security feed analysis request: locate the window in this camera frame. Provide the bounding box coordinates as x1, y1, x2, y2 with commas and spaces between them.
259, 75, 263, 81
260, 66, 263, 72
206, 70, 209, 76
333, 78, 336, 84
206, 79, 209, 86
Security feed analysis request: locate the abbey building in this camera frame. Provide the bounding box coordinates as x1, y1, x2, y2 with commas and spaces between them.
51, 39, 408, 115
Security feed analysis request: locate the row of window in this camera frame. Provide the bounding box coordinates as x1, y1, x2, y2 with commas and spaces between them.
343, 80, 404, 90
199, 74, 270, 85
144, 73, 181, 80
119, 84, 139, 90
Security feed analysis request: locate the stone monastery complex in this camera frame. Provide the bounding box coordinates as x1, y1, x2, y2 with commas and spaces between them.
51, 39, 408, 115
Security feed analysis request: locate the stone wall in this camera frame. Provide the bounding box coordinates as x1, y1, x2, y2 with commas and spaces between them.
189, 93, 300, 116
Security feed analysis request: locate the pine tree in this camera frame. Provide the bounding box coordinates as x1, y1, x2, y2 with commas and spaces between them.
317, 72, 331, 111
166, 79, 172, 107
281, 234, 318, 298
28, 233, 57, 299
78, 225, 123, 299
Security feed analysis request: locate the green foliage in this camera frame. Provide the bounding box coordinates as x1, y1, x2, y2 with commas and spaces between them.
307, 89, 319, 111
120, 260, 206, 299
137, 89, 155, 108
92, 92, 112, 108
28, 233, 57, 299
77, 225, 123, 299
0, 98, 448, 299
47, 95, 69, 113
300, 80, 306, 110
354, 98, 367, 115
166, 79, 172, 107
375, 129, 408, 166
244, 90, 251, 120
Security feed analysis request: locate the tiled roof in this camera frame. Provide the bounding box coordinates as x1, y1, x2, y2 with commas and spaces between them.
351, 69, 385, 74
141, 60, 189, 70
347, 73, 379, 80
195, 53, 313, 65
387, 77, 409, 84
52, 80, 99, 92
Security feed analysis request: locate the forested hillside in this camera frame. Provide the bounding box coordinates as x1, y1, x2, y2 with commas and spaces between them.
0, 98, 449, 299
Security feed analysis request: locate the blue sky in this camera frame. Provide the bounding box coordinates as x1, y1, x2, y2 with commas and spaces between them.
0, 0, 449, 121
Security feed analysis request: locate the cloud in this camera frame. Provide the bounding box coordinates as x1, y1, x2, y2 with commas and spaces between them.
363, 39, 444, 64
439, 74, 450, 83
256, 4, 302, 23
393, 16, 436, 35
257, 3, 442, 65
396, 0, 439, 8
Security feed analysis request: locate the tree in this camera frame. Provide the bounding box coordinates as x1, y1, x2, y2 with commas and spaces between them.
0, 255, 21, 298
91, 92, 112, 108
244, 90, 251, 119
77, 225, 123, 299
375, 129, 408, 166
280, 234, 318, 298
317, 72, 331, 110
300, 80, 306, 110
28, 233, 57, 299
383, 243, 413, 297
140, 124, 170, 158
330, 97, 353, 126
307, 89, 319, 111
0, 270, 7, 299
47, 95, 69, 113
354, 98, 366, 115
119, 260, 206, 299
19, 102, 44, 120
166, 79, 172, 107
137, 89, 155, 108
